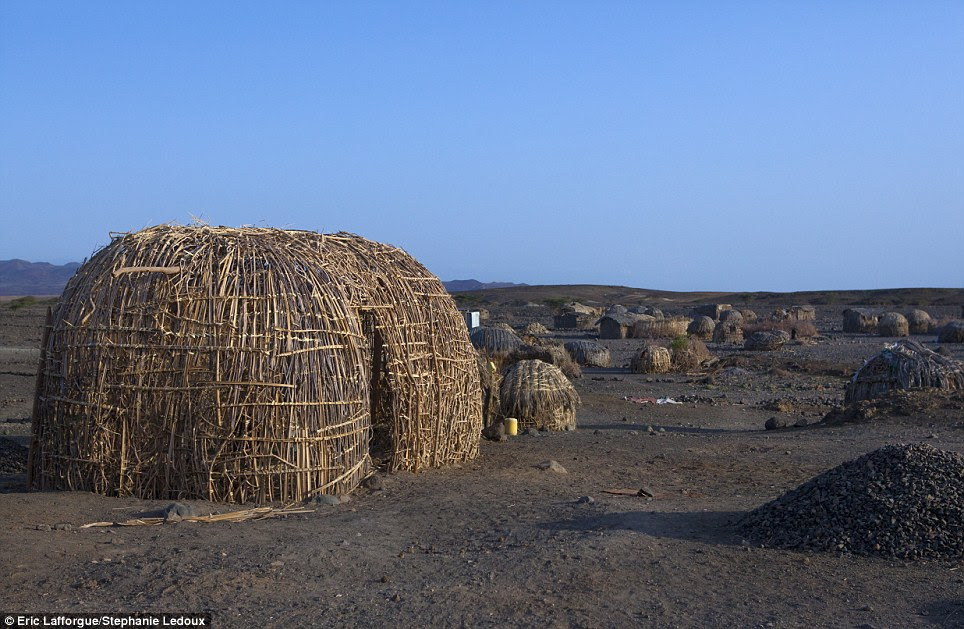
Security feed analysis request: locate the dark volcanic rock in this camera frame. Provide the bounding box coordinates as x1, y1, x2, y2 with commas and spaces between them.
740, 444, 964, 559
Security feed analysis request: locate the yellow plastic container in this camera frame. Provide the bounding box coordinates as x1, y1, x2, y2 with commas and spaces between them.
503, 417, 518, 436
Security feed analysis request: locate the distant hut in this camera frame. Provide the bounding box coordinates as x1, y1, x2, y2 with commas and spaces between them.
500, 360, 579, 431
470, 326, 524, 358
492, 322, 516, 333
629, 305, 664, 319
744, 330, 790, 351
671, 337, 714, 372
553, 302, 598, 330
739, 309, 758, 324
632, 316, 690, 339
605, 304, 629, 315
843, 308, 878, 334
599, 312, 642, 339
692, 304, 733, 320
877, 312, 909, 337
507, 342, 581, 379
786, 306, 816, 321
553, 312, 596, 329
938, 321, 964, 344
687, 316, 715, 339
906, 309, 932, 335
712, 321, 744, 344
564, 340, 613, 367
845, 340, 964, 403
719, 309, 744, 325
630, 345, 671, 374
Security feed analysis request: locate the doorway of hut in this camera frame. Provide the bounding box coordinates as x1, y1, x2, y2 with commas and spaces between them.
363, 311, 394, 468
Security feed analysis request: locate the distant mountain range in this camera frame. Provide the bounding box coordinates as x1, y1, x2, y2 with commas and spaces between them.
0, 260, 522, 297
442, 279, 528, 292
0, 259, 81, 296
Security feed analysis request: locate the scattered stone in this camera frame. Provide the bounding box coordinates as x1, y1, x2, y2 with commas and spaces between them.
53, 523, 73, 531
793, 418, 809, 428
35, 524, 51, 532
380, 575, 390, 583
536, 460, 567, 474
637, 486, 655, 497
362, 475, 385, 491
764, 417, 787, 430
0, 437, 28, 474
575, 495, 594, 505
522, 427, 543, 437
740, 444, 964, 559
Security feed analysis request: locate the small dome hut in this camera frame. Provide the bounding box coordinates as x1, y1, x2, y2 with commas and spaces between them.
29, 226, 482, 503
687, 316, 715, 339
906, 310, 931, 335
632, 316, 690, 339
630, 345, 671, 374
523, 322, 549, 336
470, 326, 524, 357
712, 321, 744, 344
499, 360, 579, 431
845, 340, 964, 403
938, 321, 964, 344
878, 312, 909, 337
564, 340, 612, 367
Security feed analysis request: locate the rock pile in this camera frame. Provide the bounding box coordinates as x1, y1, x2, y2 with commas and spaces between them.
0, 437, 27, 474
740, 443, 963, 559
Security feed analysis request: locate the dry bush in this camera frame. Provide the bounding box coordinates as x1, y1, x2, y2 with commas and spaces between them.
745, 319, 817, 339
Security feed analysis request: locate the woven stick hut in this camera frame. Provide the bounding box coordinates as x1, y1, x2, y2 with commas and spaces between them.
878, 312, 909, 337
599, 312, 642, 339
843, 308, 878, 333
845, 340, 964, 403
687, 316, 715, 339
564, 340, 612, 367
470, 326, 524, 358
906, 309, 932, 335
938, 321, 964, 343
630, 345, 671, 374
499, 360, 579, 431
29, 226, 481, 503
712, 320, 744, 344
631, 316, 690, 339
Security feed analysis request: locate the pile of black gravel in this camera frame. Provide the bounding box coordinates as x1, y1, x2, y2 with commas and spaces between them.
0, 437, 28, 474
740, 443, 963, 559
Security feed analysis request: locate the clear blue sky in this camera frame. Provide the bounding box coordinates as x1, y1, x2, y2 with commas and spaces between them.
1, 2, 962, 291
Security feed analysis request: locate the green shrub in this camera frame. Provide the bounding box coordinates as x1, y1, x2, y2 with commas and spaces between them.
8, 296, 37, 310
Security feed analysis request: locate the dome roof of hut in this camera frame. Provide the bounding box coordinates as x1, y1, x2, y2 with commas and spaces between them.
499, 360, 579, 431
845, 340, 964, 403
29, 225, 482, 503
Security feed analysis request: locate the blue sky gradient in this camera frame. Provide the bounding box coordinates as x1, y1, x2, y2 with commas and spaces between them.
1, 2, 962, 290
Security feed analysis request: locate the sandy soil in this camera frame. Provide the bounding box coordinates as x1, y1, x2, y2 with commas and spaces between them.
1, 301, 962, 628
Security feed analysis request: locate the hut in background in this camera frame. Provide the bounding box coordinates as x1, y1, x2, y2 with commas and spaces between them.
906, 309, 932, 335
500, 360, 579, 431
938, 321, 964, 344
878, 312, 909, 337
845, 340, 964, 403
745, 330, 790, 351
687, 316, 715, 339
630, 345, 671, 374
29, 226, 481, 504
712, 320, 744, 344
470, 326, 524, 358
564, 340, 612, 367
632, 316, 690, 339
599, 312, 643, 339
843, 309, 878, 333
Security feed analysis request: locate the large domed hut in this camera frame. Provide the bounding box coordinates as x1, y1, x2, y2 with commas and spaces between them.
29, 225, 482, 503
470, 326, 524, 359
845, 340, 964, 403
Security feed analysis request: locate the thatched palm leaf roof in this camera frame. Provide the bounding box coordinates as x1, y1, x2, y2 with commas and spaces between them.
499, 360, 579, 431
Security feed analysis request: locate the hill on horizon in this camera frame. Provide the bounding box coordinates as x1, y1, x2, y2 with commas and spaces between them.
0, 259, 81, 296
